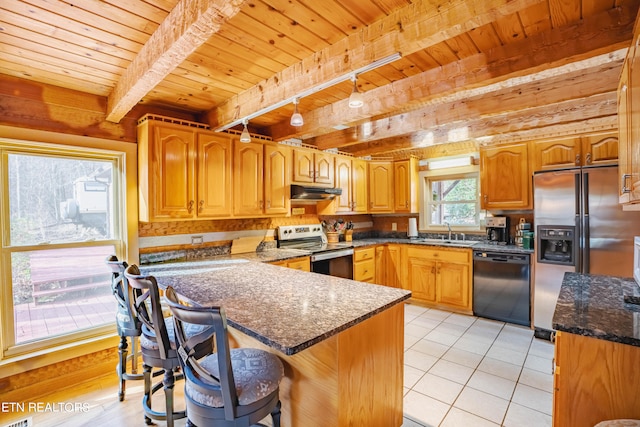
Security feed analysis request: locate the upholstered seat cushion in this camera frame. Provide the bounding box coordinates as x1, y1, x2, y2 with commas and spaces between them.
140, 317, 207, 351
186, 348, 284, 408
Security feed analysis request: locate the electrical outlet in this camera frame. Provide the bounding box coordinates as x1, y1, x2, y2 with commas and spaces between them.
191, 235, 204, 245
391, 222, 397, 231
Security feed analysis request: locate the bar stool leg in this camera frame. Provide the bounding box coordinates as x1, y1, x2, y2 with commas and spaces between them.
143, 363, 153, 425
163, 369, 175, 427
130, 336, 139, 374
117, 335, 128, 401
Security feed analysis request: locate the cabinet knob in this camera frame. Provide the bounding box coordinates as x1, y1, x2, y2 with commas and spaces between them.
585, 153, 592, 164
188, 200, 195, 213
405, 201, 408, 208
575, 154, 580, 165
483, 195, 488, 202
199, 200, 204, 212
267, 200, 271, 208
259, 200, 264, 209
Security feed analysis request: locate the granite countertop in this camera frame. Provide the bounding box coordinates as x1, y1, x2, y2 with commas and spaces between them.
552, 272, 640, 347
349, 238, 533, 255
140, 260, 411, 356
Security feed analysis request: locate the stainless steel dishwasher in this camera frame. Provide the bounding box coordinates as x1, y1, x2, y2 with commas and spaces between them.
473, 251, 531, 326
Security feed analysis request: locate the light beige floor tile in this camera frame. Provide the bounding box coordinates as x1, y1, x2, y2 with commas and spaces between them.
405, 333, 422, 350
476, 357, 522, 382
466, 370, 517, 400
433, 322, 468, 338
486, 345, 527, 366
402, 416, 427, 427
441, 347, 483, 369
492, 334, 533, 353
452, 336, 492, 356
471, 318, 505, 332
453, 387, 509, 425
528, 338, 555, 359
403, 390, 450, 427
404, 386, 411, 396
511, 383, 553, 415
405, 303, 429, 317
424, 330, 460, 347
404, 364, 426, 389
503, 402, 552, 427
405, 322, 433, 339
428, 359, 474, 385
410, 315, 443, 330
518, 367, 553, 393
443, 313, 476, 328
411, 338, 450, 358
420, 308, 452, 321
405, 349, 439, 372
413, 372, 464, 405
440, 407, 500, 427
524, 353, 553, 374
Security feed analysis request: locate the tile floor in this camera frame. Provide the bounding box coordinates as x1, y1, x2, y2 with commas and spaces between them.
401, 303, 554, 427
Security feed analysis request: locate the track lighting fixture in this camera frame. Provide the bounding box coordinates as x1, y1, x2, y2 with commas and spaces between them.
290, 98, 304, 127
240, 119, 251, 143
348, 75, 364, 109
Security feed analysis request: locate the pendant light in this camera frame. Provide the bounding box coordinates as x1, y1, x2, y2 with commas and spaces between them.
348, 75, 364, 109
240, 119, 251, 143
290, 98, 304, 127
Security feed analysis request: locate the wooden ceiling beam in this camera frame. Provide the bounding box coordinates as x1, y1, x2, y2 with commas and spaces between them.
208, 0, 546, 129
272, 4, 635, 142
310, 50, 623, 151
343, 92, 617, 157
105, 0, 247, 123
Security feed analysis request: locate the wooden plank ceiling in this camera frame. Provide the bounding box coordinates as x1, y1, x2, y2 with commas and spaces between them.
0, 0, 637, 158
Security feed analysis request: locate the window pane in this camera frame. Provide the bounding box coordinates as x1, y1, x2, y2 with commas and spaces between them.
9, 154, 114, 246
12, 246, 116, 344
430, 203, 478, 225
429, 175, 479, 226
431, 178, 477, 202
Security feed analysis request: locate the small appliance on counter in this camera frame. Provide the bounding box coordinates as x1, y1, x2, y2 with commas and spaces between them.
486, 217, 509, 245
515, 218, 532, 248
407, 218, 418, 239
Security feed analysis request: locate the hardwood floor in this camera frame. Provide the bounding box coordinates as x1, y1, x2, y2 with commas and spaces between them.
0, 371, 188, 427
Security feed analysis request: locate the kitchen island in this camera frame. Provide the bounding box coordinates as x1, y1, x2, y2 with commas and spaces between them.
551, 272, 640, 427
141, 259, 411, 427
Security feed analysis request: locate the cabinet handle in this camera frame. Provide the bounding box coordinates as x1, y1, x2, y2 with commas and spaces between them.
267, 200, 271, 208
259, 200, 264, 209
622, 174, 632, 193
188, 200, 195, 213
575, 154, 580, 166
585, 153, 592, 165
405, 201, 408, 208
483, 195, 488, 202
431, 267, 435, 274
199, 200, 204, 212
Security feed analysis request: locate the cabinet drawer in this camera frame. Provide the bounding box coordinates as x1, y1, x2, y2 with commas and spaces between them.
287, 257, 310, 272
354, 259, 375, 282
405, 246, 470, 263
354, 247, 375, 262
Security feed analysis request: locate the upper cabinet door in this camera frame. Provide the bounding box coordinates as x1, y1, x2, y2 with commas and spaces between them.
352, 159, 368, 213
393, 158, 418, 213
197, 133, 232, 218
292, 148, 315, 183
233, 140, 264, 216
264, 143, 290, 215
480, 142, 531, 210
334, 156, 353, 213
532, 137, 581, 171
148, 124, 196, 220
581, 132, 618, 167
368, 161, 394, 212
314, 152, 335, 186
619, 59, 632, 204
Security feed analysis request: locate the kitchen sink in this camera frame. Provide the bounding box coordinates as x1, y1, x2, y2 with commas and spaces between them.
418, 238, 479, 247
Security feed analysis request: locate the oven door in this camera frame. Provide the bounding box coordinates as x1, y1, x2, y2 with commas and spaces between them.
311, 248, 354, 279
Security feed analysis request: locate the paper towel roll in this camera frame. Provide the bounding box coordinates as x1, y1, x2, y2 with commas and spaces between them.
408, 218, 418, 238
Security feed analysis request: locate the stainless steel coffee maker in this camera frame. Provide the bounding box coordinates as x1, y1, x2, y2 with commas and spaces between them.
486, 217, 509, 245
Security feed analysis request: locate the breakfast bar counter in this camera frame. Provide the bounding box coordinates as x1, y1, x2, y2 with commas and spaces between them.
141, 259, 411, 427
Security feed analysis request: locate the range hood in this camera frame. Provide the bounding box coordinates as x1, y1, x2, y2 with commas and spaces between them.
291, 184, 341, 201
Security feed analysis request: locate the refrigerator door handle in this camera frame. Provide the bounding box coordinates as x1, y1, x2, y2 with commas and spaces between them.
575, 173, 582, 273
583, 172, 590, 273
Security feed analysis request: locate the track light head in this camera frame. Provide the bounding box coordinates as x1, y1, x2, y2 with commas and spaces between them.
290, 98, 304, 127
240, 119, 251, 143
348, 75, 364, 109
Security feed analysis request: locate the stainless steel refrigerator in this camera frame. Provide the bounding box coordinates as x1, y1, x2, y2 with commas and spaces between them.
533, 165, 640, 337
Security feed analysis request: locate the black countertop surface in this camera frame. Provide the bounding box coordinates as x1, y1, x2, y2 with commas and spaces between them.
552, 272, 640, 347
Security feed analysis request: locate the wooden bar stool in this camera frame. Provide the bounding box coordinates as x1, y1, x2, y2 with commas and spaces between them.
105, 255, 144, 401
124, 264, 211, 427
165, 286, 284, 427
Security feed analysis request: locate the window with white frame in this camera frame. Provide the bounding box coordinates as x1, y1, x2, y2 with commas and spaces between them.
419, 166, 481, 230
0, 140, 126, 359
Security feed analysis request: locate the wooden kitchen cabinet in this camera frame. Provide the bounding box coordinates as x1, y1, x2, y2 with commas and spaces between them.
532, 133, 618, 172
233, 140, 264, 216
375, 244, 401, 288
328, 156, 368, 214
368, 160, 394, 213
292, 147, 334, 186
394, 157, 418, 213
480, 142, 531, 210
138, 117, 234, 221
271, 256, 310, 271
619, 20, 640, 206
401, 245, 472, 313
264, 143, 291, 215
553, 332, 640, 427
353, 247, 375, 283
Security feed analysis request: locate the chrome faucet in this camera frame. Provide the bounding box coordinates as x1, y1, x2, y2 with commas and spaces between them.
445, 222, 452, 241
